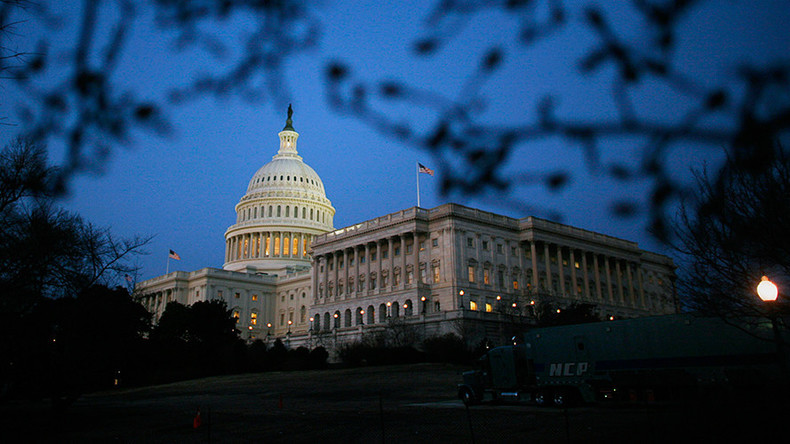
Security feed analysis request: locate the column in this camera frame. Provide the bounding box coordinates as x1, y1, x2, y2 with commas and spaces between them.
569, 249, 578, 298
557, 246, 566, 296
581, 251, 590, 300
530, 241, 538, 290
388, 237, 395, 289
413, 231, 420, 284
637, 266, 646, 308
343, 248, 349, 297
626, 262, 635, 307
365, 243, 371, 293
354, 246, 360, 293
604, 257, 614, 303
312, 255, 319, 302
400, 234, 407, 289
543, 243, 552, 293
333, 250, 339, 300
593, 254, 602, 301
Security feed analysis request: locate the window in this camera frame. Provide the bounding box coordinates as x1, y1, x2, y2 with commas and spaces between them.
419, 241, 425, 251
329, 261, 334, 271
496, 244, 503, 254
250, 312, 258, 325
252, 294, 258, 301
349, 257, 354, 266
467, 238, 474, 248
406, 244, 413, 254
360, 255, 366, 264
511, 246, 517, 256
498, 270, 505, 288
433, 264, 440, 282
300, 306, 306, 323
371, 251, 377, 261
218, 290, 223, 298
485, 303, 493, 313
290, 294, 294, 300
339, 259, 344, 269
280, 313, 285, 326
484, 268, 491, 285
468, 266, 476, 283
382, 250, 388, 259
513, 280, 519, 290
575, 261, 581, 269
469, 301, 478, 311
432, 238, 438, 247
233, 310, 240, 323
482, 241, 489, 250
406, 270, 414, 284
394, 246, 401, 256
235, 292, 240, 299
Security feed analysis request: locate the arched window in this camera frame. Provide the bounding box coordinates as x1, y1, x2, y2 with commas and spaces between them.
356, 307, 364, 325
379, 303, 387, 322
367, 305, 375, 324
268, 206, 272, 217
344, 309, 352, 327
302, 207, 306, 218
285, 206, 290, 217
333, 311, 340, 329
324, 312, 330, 331
404, 299, 413, 316
300, 306, 306, 323
277, 206, 281, 217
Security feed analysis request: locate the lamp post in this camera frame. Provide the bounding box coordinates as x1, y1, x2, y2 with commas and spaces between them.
756, 276, 787, 379
286, 320, 292, 348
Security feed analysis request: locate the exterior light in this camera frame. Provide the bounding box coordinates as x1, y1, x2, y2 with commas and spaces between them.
360, 310, 365, 315
459, 290, 465, 296
421, 296, 426, 302
288, 320, 293, 325
757, 276, 778, 302
609, 316, 615, 321
512, 302, 517, 308
386, 301, 392, 307
248, 326, 253, 330
267, 323, 272, 328
556, 309, 561, 313
334, 313, 339, 318
309, 317, 314, 322
496, 295, 501, 301
403, 303, 408, 309
530, 300, 535, 305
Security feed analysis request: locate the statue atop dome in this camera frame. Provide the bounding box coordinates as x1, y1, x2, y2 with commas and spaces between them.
283, 104, 295, 131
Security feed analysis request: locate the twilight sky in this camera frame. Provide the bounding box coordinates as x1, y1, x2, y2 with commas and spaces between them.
2, 1, 788, 282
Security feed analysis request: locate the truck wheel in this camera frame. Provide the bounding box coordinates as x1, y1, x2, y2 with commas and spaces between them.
534, 390, 551, 407
459, 387, 478, 406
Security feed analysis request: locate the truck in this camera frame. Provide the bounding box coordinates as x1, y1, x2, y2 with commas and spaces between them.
458, 314, 786, 407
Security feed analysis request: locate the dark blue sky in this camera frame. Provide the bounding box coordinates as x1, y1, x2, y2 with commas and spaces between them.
2, 1, 788, 281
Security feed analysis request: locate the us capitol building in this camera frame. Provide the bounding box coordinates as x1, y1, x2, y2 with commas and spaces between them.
136, 108, 677, 349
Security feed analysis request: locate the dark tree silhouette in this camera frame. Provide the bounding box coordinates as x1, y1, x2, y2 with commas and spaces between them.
674, 143, 789, 332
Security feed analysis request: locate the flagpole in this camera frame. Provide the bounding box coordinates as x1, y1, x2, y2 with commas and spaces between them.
416, 161, 421, 208
166, 255, 170, 274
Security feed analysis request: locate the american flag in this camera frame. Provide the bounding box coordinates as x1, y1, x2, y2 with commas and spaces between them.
418, 163, 434, 176
169, 249, 181, 260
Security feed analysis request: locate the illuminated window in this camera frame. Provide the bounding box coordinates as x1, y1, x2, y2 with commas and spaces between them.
468, 266, 476, 283
433, 264, 440, 282
250, 312, 258, 325
252, 294, 258, 301
485, 303, 493, 313
484, 269, 491, 285
575, 261, 581, 269
469, 301, 478, 311
233, 310, 240, 323
513, 280, 519, 290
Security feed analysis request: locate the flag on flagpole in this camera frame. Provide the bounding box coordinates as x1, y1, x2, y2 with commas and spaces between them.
418, 163, 434, 176
169, 249, 181, 260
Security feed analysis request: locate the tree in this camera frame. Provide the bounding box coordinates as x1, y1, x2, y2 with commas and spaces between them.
0, 138, 150, 316
674, 143, 789, 331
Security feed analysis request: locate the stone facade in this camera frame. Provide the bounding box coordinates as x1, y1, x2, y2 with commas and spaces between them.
135, 109, 677, 348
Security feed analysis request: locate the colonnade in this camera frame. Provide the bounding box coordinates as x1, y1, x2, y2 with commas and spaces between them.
225, 231, 313, 262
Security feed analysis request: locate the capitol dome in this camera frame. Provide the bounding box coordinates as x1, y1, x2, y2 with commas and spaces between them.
223, 106, 335, 275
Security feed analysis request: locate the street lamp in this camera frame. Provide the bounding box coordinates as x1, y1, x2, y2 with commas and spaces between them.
757, 275, 778, 301
756, 275, 787, 380
421, 296, 427, 314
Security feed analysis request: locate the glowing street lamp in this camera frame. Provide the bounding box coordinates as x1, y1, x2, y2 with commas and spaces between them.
757, 276, 778, 301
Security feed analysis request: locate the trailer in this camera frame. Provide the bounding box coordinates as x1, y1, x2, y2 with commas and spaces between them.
458, 314, 785, 406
